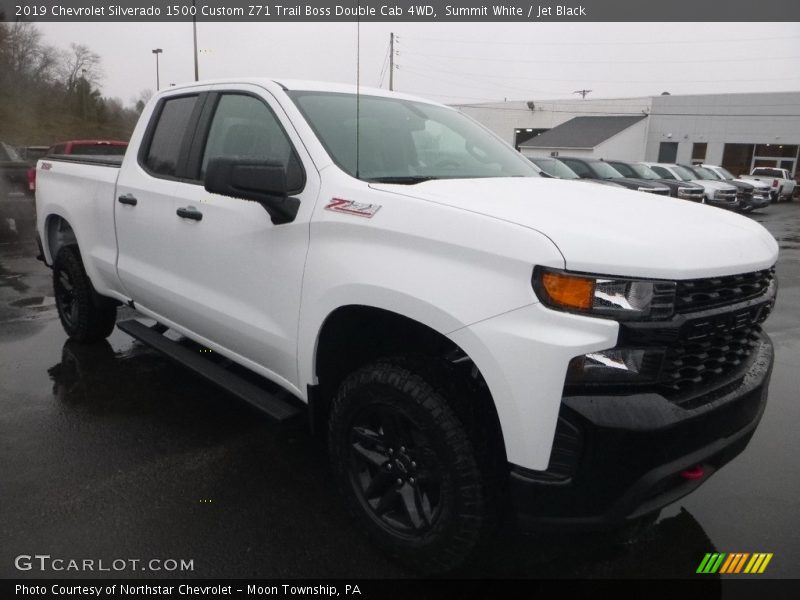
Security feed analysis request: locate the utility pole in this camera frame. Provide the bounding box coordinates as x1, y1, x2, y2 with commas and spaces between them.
389, 32, 394, 91
192, 0, 199, 81
573, 89, 592, 99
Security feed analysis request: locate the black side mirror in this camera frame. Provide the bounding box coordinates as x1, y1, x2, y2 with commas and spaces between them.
204, 158, 300, 225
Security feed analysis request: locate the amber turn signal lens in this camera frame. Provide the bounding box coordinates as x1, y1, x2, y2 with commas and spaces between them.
541, 272, 595, 310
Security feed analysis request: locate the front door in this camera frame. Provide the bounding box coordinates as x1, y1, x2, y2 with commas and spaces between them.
161, 86, 320, 390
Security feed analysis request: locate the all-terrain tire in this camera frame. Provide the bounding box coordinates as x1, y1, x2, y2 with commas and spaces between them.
328, 358, 503, 574
53, 246, 117, 342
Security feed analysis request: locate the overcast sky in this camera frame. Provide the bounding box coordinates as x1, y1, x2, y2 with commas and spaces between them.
37, 22, 800, 106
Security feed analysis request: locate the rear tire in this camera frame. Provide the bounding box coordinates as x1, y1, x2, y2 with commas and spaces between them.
328, 358, 501, 573
53, 246, 117, 342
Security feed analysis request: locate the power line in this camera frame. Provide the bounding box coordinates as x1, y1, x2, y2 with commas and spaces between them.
400, 65, 568, 97
378, 43, 390, 87
400, 49, 800, 65
397, 55, 800, 85
401, 34, 800, 47
454, 104, 800, 117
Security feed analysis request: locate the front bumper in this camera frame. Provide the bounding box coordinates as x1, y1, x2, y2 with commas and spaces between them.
706, 194, 739, 210
509, 332, 772, 530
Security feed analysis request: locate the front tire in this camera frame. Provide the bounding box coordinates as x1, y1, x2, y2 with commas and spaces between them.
53, 246, 117, 342
328, 359, 500, 573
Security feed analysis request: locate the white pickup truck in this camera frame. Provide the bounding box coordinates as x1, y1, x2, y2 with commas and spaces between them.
740, 167, 796, 202
35, 79, 779, 572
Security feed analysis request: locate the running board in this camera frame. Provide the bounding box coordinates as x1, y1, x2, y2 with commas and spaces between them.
116, 319, 300, 422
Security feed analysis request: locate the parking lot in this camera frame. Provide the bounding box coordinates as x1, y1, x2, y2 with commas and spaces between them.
1, 195, 798, 579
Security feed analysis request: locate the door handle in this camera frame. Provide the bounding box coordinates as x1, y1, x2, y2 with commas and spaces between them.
176, 206, 203, 221
118, 194, 138, 206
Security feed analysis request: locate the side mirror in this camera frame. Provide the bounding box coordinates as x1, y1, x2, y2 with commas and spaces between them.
204, 158, 300, 225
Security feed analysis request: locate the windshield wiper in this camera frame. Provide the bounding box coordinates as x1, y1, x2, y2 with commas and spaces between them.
366, 176, 440, 185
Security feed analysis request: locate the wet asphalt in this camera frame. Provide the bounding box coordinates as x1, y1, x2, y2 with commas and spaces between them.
0, 194, 798, 580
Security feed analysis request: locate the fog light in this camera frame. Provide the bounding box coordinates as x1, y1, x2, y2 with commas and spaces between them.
566, 348, 664, 384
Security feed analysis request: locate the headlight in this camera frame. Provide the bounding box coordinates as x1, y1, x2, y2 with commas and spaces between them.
533, 267, 676, 320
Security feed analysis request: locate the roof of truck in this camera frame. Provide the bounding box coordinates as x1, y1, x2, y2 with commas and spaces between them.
164, 78, 447, 107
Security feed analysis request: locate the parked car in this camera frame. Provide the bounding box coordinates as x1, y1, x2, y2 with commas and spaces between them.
0, 141, 31, 198
35, 79, 778, 573
28, 139, 128, 193
608, 160, 704, 201
528, 156, 626, 188
698, 164, 770, 212
559, 157, 671, 195
681, 164, 757, 213
643, 163, 739, 210
740, 167, 796, 202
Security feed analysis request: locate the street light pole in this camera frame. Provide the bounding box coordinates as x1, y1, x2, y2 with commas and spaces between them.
152, 48, 163, 91
192, 0, 199, 80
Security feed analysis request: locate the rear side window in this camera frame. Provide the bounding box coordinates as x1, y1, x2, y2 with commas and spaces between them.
144, 95, 199, 176
72, 144, 127, 156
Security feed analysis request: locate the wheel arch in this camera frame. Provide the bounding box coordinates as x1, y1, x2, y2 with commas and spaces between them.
44, 213, 78, 264
307, 304, 506, 457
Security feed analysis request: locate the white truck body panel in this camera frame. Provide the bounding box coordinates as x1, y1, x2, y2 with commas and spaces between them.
35, 79, 780, 471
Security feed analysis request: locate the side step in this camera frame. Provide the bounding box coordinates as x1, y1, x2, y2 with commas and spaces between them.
117, 319, 300, 422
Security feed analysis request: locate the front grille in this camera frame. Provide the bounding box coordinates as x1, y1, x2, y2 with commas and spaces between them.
648, 188, 670, 196
716, 190, 737, 202
678, 188, 704, 200
658, 314, 766, 396
615, 268, 775, 402
675, 268, 775, 313
737, 189, 753, 202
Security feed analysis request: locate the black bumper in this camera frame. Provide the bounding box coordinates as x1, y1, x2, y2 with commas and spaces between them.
509, 333, 773, 530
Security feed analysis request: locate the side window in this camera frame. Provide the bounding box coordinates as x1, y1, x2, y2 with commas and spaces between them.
144, 95, 199, 177
201, 94, 303, 191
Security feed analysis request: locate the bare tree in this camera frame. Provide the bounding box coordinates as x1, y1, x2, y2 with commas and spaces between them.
133, 89, 154, 114
59, 43, 103, 94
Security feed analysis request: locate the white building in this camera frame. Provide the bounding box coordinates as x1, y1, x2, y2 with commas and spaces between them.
455, 91, 800, 177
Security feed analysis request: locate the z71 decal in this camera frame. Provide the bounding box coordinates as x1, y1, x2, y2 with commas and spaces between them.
325, 198, 382, 218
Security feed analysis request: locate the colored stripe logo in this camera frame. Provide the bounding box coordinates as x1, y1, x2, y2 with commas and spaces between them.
697, 553, 773, 574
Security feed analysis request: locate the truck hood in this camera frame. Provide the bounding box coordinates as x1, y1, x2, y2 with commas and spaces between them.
733, 178, 770, 192
372, 177, 778, 279
691, 179, 736, 191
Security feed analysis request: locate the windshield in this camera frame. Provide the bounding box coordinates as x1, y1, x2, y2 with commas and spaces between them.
629, 163, 661, 179
672, 165, 698, 181
289, 91, 540, 183
592, 161, 625, 179
0, 142, 22, 162
714, 167, 735, 180
691, 166, 720, 180
531, 158, 579, 179
609, 162, 636, 177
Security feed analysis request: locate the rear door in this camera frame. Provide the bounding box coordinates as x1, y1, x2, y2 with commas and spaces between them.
115, 91, 207, 317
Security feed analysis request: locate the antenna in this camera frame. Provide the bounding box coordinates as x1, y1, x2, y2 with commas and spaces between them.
355, 2, 361, 179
